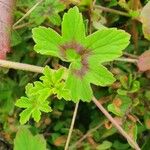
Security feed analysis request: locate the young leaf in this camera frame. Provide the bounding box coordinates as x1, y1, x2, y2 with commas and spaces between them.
16, 95, 52, 124
14, 127, 47, 150
32, 6, 130, 102
40, 66, 71, 100
16, 81, 52, 124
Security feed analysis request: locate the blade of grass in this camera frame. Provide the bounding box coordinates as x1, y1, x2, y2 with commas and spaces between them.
13, 0, 43, 28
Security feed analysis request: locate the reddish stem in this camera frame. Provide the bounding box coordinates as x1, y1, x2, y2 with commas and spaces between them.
0, 0, 15, 59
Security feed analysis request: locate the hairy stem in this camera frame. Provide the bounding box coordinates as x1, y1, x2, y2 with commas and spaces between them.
94, 5, 130, 17
115, 58, 138, 63
0, 59, 43, 73
92, 97, 141, 150
0, 57, 138, 73
64, 103, 79, 150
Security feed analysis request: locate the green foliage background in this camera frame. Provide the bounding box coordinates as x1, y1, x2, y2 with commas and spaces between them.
1, 0, 150, 149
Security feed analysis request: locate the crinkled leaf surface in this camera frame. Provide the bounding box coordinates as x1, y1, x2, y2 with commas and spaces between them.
16, 94, 52, 124
14, 127, 47, 150
33, 6, 130, 102
15, 66, 70, 124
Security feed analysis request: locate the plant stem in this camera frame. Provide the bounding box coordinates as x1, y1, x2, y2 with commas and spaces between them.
0, 59, 43, 73
64, 103, 79, 150
0, 57, 138, 73
13, 0, 43, 28
115, 58, 138, 63
92, 97, 141, 150
94, 5, 130, 17
69, 121, 104, 149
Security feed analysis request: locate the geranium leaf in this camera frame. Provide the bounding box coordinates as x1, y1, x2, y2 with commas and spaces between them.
32, 7, 130, 102
62, 6, 85, 42
32, 26, 62, 57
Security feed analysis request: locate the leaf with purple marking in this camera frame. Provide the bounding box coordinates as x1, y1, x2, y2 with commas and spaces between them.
32, 6, 130, 102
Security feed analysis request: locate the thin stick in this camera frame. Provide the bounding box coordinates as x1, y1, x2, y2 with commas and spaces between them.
115, 58, 138, 63
94, 5, 130, 17
0, 59, 43, 73
13, 22, 32, 30
69, 121, 104, 150
13, 0, 43, 28
64, 103, 79, 150
92, 97, 141, 150
123, 52, 139, 59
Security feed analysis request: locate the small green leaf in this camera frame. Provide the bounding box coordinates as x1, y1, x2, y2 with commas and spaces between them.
96, 141, 112, 150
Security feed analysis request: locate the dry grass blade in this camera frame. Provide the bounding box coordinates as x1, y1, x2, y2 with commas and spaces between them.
13, 0, 43, 28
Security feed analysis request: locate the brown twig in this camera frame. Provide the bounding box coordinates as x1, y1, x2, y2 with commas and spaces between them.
92, 97, 141, 150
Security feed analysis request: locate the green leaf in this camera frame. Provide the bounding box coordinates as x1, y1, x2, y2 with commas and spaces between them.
32, 26, 62, 57
96, 141, 112, 150
124, 121, 137, 147
15, 81, 52, 124
40, 66, 71, 100
62, 6, 85, 42
14, 127, 47, 150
